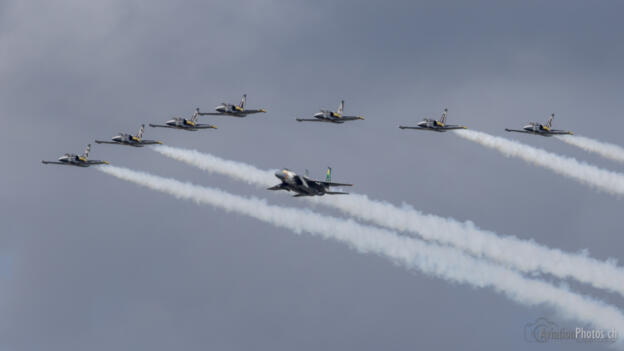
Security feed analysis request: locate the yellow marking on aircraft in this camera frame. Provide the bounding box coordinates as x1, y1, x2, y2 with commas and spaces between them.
542, 125, 551, 131
186, 120, 196, 126
78, 156, 87, 162
235, 106, 244, 111
260, 109, 267, 112
358, 116, 365, 120
132, 136, 140, 142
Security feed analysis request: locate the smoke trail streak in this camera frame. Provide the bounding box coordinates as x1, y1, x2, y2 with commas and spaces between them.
152, 145, 624, 298
453, 129, 624, 196
96, 164, 624, 343
556, 134, 624, 164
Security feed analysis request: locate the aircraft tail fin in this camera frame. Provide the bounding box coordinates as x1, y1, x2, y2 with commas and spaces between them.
137, 124, 145, 139
326, 167, 332, 182
337, 100, 344, 115
440, 108, 448, 124
240, 94, 247, 109
83, 144, 91, 159
546, 113, 554, 128
192, 108, 200, 123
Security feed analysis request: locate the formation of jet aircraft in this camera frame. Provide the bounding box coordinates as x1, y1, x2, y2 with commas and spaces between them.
505, 113, 574, 137
268, 167, 352, 197
198, 94, 267, 117
43, 91, 581, 198
399, 108, 467, 132
296, 100, 365, 123
42, 144, 108, 167
149, 108, 217, 131
96, 125, 162, 147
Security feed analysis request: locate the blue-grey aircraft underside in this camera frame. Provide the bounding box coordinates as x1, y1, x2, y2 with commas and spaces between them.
505, 113, 573, 136
41, 144, 109, 167
268, 167, 352, 197
296, 100, 365, 124
399, 108, 467, 132
198, 94, 266, 117
149, 109, 217, 131
96, 124, 162, 147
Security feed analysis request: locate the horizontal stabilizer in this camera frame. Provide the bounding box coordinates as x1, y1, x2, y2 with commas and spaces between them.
321, 182, 353, 187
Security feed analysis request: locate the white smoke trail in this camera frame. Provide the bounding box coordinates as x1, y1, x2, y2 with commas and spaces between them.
556, 134, 624, 164
453, 129, 624, 196
151, 145, 624, 298
96, 164, 624, 342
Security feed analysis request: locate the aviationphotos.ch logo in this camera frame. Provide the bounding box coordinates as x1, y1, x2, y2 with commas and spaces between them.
524, 317, 618, 344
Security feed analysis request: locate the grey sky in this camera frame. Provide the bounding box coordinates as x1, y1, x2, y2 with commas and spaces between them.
1, 0, 624, 350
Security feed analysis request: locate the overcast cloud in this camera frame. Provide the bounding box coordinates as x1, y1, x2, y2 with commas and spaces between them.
1, 1, 624, 350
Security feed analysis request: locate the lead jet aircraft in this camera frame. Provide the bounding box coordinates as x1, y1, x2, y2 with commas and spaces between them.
41, 144, 109, 167
149, 108, 217, 131
198, 94, 266, 117
95, 124, 162, 147
296, 100, 365, 123
505, 113, 573, 136
399, 108, 467, 132
268, 167, 352, 197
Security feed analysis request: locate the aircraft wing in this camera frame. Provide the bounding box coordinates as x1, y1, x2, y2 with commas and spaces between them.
87, 160, 109, 165
194, 124, 218, 129
41, 160, 67, 165
399, 126, 444, 132
149, 124, 176, 129
442, 125, 467, 130
339, 115, 365, 121
325, 191, 350, 195
140, 140, 162, 145
296, 118, 325, 122
548, 129, 574, 135
95, 140, 119, 144
505, 128, 533, 134
243, 109, 267, 114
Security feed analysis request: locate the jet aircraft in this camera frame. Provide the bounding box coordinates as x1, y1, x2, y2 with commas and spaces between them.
399, 108, 466, 132
95, 124, 162, 147
149, 108, 217, 131
296, 100, 365, 123
268, 167, 352, 197
41, 144, 109, 167
505, 113, 573, 136
198, 94, 266, 117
